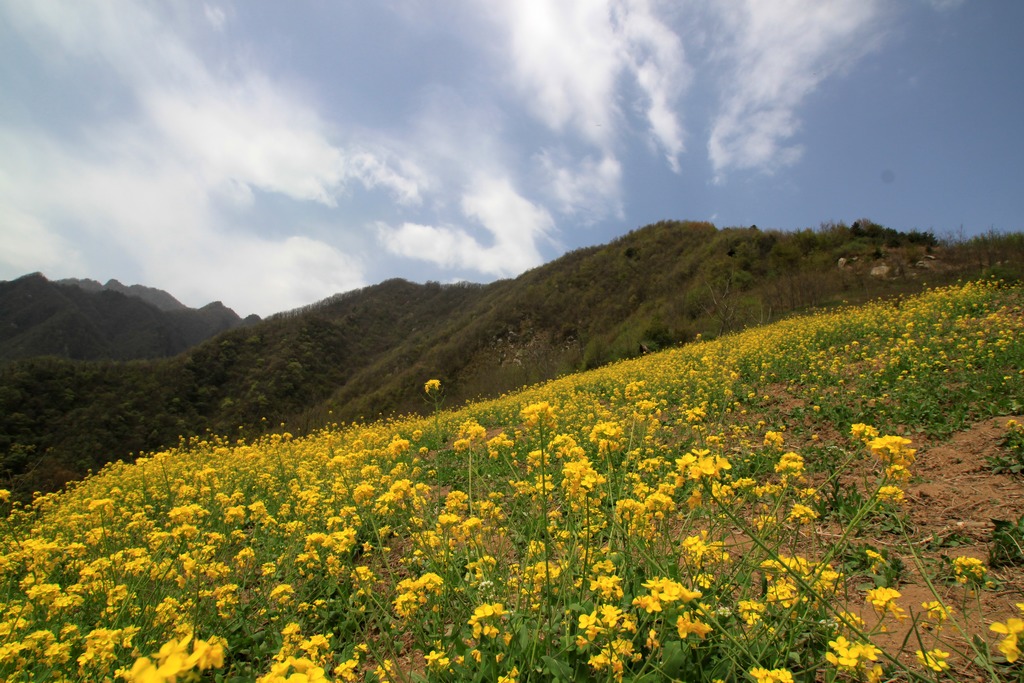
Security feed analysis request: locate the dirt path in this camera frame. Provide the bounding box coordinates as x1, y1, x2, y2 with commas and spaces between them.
864, 416, 1024, 677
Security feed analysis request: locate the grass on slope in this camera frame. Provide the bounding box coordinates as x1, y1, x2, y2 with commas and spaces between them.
2, 280, 1024, 682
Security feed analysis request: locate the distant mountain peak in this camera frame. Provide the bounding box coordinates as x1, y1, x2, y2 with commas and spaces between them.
58, 277, 188, 312
1, 273, 254, 362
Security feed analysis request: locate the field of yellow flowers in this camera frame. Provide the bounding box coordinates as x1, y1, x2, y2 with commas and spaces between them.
2, 280, 1024, 682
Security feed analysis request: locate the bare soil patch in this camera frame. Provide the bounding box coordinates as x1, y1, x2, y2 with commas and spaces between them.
868, 415, 1024, 677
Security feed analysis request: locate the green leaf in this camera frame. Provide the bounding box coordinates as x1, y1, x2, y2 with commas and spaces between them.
541, 655, 573, 681
661, 640, 687, 677
518, 625, 532, 651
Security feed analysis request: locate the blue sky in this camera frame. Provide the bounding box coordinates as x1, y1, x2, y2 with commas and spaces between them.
1, 1, 1021, 317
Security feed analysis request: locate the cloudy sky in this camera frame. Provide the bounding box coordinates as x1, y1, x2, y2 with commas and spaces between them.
1, 1, 1021, 317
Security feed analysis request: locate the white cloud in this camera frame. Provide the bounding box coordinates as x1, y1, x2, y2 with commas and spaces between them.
167, 235, 366, 316
707, 0, 884, 180
0, 205, 83, 278
377, 222, 470, 271
487, 0, 689, 168
0, 124, 363, 316
3, 2, 425, 204
497, 1, 620, 142
537, 151, 623, 222
203, 4, 227, 30
142, 81, 424, 208
4, 0, 207, 88
0, 1, 427, 314
380, 177, 554, 277
618, 0, 690, 169
460, 177, 554, 267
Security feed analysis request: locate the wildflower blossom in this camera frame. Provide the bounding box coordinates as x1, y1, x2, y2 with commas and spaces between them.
738, 600, 766, 625
774, 452, 804, 479
468, 603, 506, 640
850, 423, 879, 442
590, 574, 624, 601
867, 435, 916, 480
676, 612, 713, 639
124, 633, 226, 683
576, 606, 640, 681
921, 600, 953, 628
916, 648, 950, 672
749, 666, 794, 683
787, 503, 818, 524
257, 656, 329, 683
269, 583, 296, 606
826, 636, 880, 672
866, 587, 906, 620
393, 573, 444, 619
952, 556, 988, 585
632, 577, 701, 613
876, 485, 905, 504
425, 649, 451, 672
991, 612, 1024, 662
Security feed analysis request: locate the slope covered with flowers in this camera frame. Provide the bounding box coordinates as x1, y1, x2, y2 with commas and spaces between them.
2, 280, 1023, 682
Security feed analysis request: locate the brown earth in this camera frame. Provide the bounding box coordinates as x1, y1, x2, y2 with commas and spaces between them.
855, 416, 1024, 679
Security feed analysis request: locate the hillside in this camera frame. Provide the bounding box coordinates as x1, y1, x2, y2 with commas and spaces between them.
1, 221, 1022, 497
0, 273, 255, 362
2, 280, 1022, 681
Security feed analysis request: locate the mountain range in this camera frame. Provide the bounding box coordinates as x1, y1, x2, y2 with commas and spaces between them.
0, 273, 257, 362
1, 219, 1020, 497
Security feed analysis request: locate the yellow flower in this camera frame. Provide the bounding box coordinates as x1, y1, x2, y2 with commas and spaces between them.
951, 556, 987, 585
590, 574, 624, 601
921, 600, 953, 625
124, 634, 226, 683
394, 573, 445, 619
865, 587, 906, 620
682, 450, 732, 480
521, 402, 557, 428
352, 483, 376, 505
749, 666, 794, 683
916, 648, 950, 672
826, 636, 880, 671
424, 379, 441, 394
787, 503, 818, 524
867, 435, 916, 472
738, 600, 766, 625
850, 423, 879, 442
676, 612, 713, 639
188, 636, 227, 670
991, 617, 1024, 662
589, 420, 624, 453
468, 602, 506, 640
876, 485, 905, 504
425, 649, 450, 672
774, 451, 804, 477
577, 611, 603, 646
632, 577, 701, 613
334, 657, 361, 682
269, 583, 296, 605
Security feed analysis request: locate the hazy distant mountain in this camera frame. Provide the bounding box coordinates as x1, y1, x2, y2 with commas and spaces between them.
0, 273, 256, 362
57, 277, 189, 312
